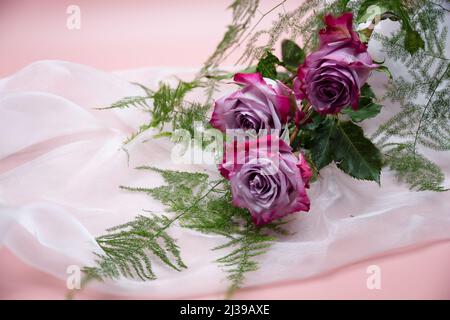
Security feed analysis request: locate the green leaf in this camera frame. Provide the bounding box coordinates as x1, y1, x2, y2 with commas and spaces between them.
309, 118, 383, 182
404, 29, 425, 54
374, 65, 393, 79
343, 103, 382, 122
357, 4, 388, 25
337, 0, 351, 13
360, 83, 376, 99
342, 84, 382, 122
356, 0, 425, 54
256, 50, 281, 79
311, 117, 336, 170
332, 121, 382, 183
281, 39, 305, 69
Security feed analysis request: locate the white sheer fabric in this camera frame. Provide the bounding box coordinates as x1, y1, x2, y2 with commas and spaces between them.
1, 22, 449, 298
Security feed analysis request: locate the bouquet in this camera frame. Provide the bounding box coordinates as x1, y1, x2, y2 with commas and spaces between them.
76, 0, 449, 297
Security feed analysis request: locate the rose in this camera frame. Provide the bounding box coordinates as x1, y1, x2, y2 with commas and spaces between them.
210, 73, 293, 132
219, 135, 311, 225
294, 13, 378, 114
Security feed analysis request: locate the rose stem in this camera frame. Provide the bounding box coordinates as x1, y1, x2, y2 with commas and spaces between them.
290, 104, 312, 144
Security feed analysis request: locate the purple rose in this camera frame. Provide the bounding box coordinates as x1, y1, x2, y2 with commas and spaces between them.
294, 13, 378, 114
219, 135, 311, 225
210, 73, 293, 132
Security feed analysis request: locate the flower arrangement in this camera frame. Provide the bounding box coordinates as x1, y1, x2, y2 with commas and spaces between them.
208, 13, 382, 225
78, 0, 449, 298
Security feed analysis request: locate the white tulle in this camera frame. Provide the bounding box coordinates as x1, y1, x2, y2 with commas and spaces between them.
1, 26, 449, 298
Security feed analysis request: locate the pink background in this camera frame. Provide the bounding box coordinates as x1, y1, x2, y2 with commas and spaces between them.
0, 0, 449, 299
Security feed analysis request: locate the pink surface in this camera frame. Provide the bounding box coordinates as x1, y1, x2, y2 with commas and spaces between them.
0, 0, 449, 300
2, 242, 450, 300
0, 0, 245, 77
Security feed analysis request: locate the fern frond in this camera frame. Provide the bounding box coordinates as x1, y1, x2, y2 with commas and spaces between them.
87, 168, 285, 295
123, 123, 153, 144
83, 214, 186, 282
383, 143, 447, 192
371, 1, 449, 191
214, 230, 275, 298
105, 80, 207, 144
96, 96, 151, 110
96, 82, 154, 110
200, 0, 259, 74
150, 81, 198, 130
373, 4, 449, 150
237, 0, 343, 65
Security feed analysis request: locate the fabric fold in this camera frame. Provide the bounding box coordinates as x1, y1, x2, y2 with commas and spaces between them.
0, 58, 449, 298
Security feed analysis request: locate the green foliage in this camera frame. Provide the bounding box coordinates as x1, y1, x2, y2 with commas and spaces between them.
96, 96, 151, 110
149, 81, 199, 130
256, 39, 305, 80
200, 0, 259, 74
374, 65, 393, 80
256, 50, 281, 79
87, 0, 449, 298
356, 0, 425, 53
342, 84, 382, 122
96, 83, 154, 110
215, 230, 275, 297
356, 1, 387, 25
372, 1, 449, 191
404, 29, 425, 54
83, 214, 186, 282
199, 0, 259, 101
281, 39, 305, 69
337, 0, 351, 13
333, 121, 383, 183
343, 102, 382, 122
101, 80, 209, 144
140, 168, 285, 295
85, 168, 284, 295
311, 118, 382, 182
384, 143, 447, 192
171, 102, 211, 137
238, 0, 350, 64
310, 117, 335, 170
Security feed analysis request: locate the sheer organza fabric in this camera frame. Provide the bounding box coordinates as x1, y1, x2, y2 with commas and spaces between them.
1, 29, 449, 298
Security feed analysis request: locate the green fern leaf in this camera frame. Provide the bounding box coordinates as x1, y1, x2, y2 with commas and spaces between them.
384, 143, 447, 191
83, 214, 186, 282
85, 167, 284, 296
333, 121, 383, 183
